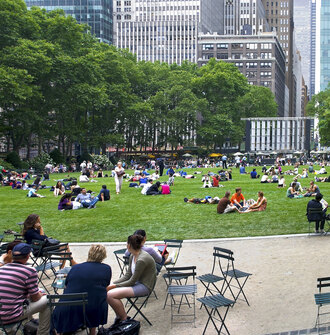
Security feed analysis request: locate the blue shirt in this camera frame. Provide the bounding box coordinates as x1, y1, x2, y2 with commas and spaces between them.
250, 171, 257, 178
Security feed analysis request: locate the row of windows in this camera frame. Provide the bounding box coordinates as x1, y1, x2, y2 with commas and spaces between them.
202, 43, 273, 51
134, 5, 199, 11
266, 1, 288, 7
202, 53, 274, 61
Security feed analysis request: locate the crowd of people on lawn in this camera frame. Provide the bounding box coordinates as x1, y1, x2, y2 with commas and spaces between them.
0, 214, 166, 335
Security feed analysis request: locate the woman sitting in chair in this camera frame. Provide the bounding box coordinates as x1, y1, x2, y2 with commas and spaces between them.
52, 245, 111, 335
107, 235, 157, 323
22, 213, 76, 267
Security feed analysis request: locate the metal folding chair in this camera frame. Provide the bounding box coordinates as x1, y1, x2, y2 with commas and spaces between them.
197, 247, 225, 306
214, 247, 252, 305
0, 302, 24, 335
314, 277, 330, 334
166, 266, 197, 327
113, 248, 129, 277
163, 239, 183, 268
126, 279, 157, 326
197, 294, 235, 335
47, 292, 89, 334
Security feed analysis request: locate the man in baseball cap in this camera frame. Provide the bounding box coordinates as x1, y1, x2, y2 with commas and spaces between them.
0, 243, 50, 334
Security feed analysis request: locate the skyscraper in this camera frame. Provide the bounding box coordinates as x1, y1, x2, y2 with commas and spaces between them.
114, 0, 224, 64
294, 0, 311, 95
319, 0, 330, 92
224, 0, 270, 35
310, 0, 316, 96
25, 0, 113, 44
261, 0, 295, 116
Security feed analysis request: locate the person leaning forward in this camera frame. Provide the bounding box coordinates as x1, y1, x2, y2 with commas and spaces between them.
0, 243, 51, 335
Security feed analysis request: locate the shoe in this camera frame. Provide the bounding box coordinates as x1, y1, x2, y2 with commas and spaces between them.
321, 229, 325, 234
184, 197, 188, 202
315, 230, 320, 234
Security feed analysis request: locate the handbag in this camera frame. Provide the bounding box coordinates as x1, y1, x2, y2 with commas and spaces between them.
44, 238, 60, 247
98, 319, 140, 335
23, 318, 39, 335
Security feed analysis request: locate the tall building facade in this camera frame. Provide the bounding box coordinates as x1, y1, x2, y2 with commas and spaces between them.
25, 0, 113, 44
198, 32, 286, 116
224, 0, 270, 35
294, 0, 311, 95
310, 0, 316, 96
319, 0, 330, 92
114, 0, 224, 64
261, 0, 295, 116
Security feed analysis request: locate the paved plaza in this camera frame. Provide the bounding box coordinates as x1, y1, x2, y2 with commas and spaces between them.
66, 233, 330, 335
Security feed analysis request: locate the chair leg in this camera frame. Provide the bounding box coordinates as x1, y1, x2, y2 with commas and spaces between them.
126, 297, 152, 326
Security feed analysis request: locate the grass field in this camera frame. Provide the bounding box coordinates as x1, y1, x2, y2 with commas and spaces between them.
0, 166, 329, 242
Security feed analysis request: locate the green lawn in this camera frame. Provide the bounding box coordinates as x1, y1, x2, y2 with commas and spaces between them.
0, 166, 329, 242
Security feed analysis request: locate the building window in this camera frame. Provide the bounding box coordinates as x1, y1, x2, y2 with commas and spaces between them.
246, 52, 258, 59
203, 44, 214, 50
261, 62, 272, 68
217, 53, 228, 59
246, 62, 258, 68
232, 43, 244, 49
232, 53, 242, 59
217, 43, 228, 49
260, 71, 272, 78
246, 43, 257, 50
246, 71, 257, 78
261, 43, 272, 49
261, 81, 271, 87
235, 62, 244, 68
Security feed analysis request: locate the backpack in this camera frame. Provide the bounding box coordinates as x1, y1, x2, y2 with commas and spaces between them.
98, 319, 140, 335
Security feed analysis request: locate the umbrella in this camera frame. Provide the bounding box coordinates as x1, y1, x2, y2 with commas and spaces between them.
317, 150, 327, 154
293, 151, 303, 155
310, 150, 317, 154
183, 153, 192, 157
271, 151, 278, 155
233, 152, 243, 156
209, 153, 222, 157
148, 154, 156, 158
256, 151, 264, 155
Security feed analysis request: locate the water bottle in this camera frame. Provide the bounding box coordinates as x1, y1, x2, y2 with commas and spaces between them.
57, 274, 64, 287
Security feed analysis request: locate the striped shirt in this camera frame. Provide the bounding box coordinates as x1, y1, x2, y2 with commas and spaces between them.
0, 262, 39, 324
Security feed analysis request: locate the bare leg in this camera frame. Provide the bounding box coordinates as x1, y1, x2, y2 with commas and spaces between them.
90, 327, 96, 335
107, 287, 135, 320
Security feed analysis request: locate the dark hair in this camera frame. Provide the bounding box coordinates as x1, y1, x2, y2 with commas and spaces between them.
127, 234, 144, 251
60, 193, 72, 202
291, 182, 296, 187
258, 191, 264, 197
224, 191, 231, 198
56, 181, 62, 189
155, 181, 161, 187
72, 180, 77, 186
6, 240, 22, 253
316, 193, 323, 201
235, 188, 242, 193
23, 214, 40, 235
102, 185, 107, 189
134, 229, 146, 237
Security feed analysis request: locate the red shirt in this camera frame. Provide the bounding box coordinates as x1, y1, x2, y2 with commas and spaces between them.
231, 193, 245, 204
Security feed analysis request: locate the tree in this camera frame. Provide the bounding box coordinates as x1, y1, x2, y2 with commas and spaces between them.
307, 85, 330, 146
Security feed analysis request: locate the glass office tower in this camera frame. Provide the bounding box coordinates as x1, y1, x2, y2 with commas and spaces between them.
25, 0, 113, 44
320, 0, 330, 91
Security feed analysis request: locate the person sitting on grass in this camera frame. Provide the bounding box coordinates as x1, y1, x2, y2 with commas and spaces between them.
260, 173, 270, 183
212, 175, 220, 187
161, 182, 171, 194
202, 175, 212, 188
292, 177, 303, 193
217, 191, 239, 214
79, 173, 89, 183
316, 166, 327, 175
54, 181, 65, 197
27, 185, 45, 198
76, 188, 99, 209
107, 235, 157, 323
303, 180, 320, 197
239, 165, 247, 174
168, 173, 174, 186
146, 181, 161, 195
231, 188, 247, 210
58, 193, 73, 210
286, 182, 299, 198
250, 168, 259, 179
240, 191, 267, 213
98, 185, 110, 202
97, 169, 104, 178
278, 175, 286, 188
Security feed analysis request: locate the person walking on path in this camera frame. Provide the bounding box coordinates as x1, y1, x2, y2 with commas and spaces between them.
114, 162, 125, 194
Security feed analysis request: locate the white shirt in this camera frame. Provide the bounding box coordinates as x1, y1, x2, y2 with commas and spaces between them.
261, 175, 268, 182
141, 183, 152, 195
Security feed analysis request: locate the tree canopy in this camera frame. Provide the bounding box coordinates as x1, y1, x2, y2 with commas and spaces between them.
307, 85, 330, 146
0, 0, 279, 158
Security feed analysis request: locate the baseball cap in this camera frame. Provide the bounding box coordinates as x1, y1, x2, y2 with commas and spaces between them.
12, 243, 32, 256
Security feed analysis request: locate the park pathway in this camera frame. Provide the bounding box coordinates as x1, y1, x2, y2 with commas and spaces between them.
69, 234, 330, 335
